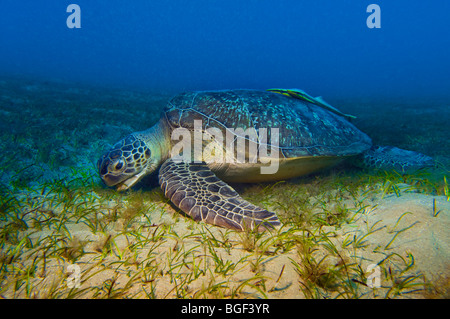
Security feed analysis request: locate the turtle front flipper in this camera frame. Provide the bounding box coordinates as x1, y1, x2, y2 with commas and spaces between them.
158, 159, 281, 231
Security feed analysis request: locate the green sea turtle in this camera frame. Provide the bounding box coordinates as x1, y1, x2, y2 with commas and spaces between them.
97, 89, 433, 231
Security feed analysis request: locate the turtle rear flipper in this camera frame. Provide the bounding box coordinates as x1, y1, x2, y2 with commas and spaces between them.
355, 145, 434, 173
159, 159, 281, 231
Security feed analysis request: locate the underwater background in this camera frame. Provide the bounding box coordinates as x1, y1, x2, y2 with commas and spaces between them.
0, 0, 449, 299
1, 0, 450, 97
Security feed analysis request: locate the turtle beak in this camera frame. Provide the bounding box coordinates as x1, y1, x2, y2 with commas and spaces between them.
115, 169, 148, 191
97, 155, 109, 177
101, 174, 124, 187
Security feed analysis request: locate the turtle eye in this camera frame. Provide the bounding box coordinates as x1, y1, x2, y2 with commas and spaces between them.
114, 159, 125, 171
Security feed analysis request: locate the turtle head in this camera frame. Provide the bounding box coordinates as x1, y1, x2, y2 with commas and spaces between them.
98, 134, 156, 191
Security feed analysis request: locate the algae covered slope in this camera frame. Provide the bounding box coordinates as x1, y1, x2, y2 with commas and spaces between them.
0, 77, 449, 299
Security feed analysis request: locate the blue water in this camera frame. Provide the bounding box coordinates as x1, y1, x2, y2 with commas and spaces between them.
1, 0, 449, 99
